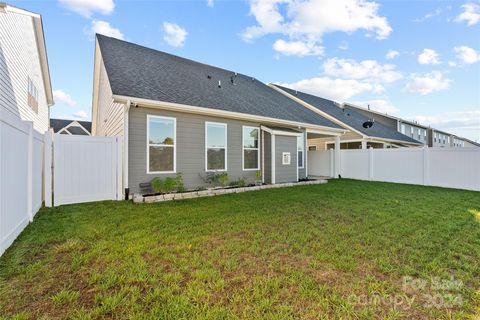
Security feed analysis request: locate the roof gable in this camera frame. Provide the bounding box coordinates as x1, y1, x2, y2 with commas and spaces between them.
96, 35, 341, 130
272, 85, 421, 145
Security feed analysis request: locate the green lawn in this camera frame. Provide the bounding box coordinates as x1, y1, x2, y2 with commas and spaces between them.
1, 180, 479, 319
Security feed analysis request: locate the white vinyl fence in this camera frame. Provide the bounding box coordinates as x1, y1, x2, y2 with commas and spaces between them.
308, 148, 480, 191
47, 133, 122, 206
0, 110, 43, 256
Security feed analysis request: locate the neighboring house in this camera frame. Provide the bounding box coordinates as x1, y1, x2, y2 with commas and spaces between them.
0, 3, 53, 133
344, 103, 479, 148
343, 103, 429, 146
50, 118, 91, 135
92, 35, 345, 195
271, 85, 422, 149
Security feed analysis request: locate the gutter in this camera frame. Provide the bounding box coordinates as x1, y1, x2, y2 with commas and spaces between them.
112, 94, 347, 136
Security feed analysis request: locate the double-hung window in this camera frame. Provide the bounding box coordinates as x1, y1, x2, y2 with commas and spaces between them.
206, 122, 227, 171
242, 126, 260, 170
147, 115, 176, 173
297, 134, 304, 168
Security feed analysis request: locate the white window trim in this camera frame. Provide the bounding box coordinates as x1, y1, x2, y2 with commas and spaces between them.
297, 133, 305, 169
146, 115, 177, 174
205, 121, 228, 172
242, 125, 260, 171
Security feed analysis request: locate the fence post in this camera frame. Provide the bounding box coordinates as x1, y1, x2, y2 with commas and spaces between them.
334, 136, 340, 178
368, 147, 374, 181
27, 123, 33, 222
330, 149, 334, 178
423, 147, 429, 186
116, 137, 123, 200
44, 130, 53, 207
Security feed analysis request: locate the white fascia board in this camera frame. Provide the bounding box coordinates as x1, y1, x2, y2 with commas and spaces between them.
113, 94, 346, 135
268, 84, 358, 137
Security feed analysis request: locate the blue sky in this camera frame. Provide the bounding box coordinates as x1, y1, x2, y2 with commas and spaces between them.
12, 0, 480, 141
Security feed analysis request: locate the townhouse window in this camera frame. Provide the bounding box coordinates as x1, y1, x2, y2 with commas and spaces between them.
417, 128, 421, 140
27, 77, 39, 113
297, 134, 304, 168
308, 146, 317, 151
147, 115, 176, 173
410, 127, 414, 138
401, 124, 405, 134
242, 126, 260, 170
206, 122, 227, 171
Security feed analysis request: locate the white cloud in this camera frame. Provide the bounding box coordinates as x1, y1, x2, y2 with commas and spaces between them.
73, 110, 89, 119
338, 41, 349, 50
403, 71, 451, 95
417, 48, 440, 65
53, 90, 76, 107
277, 77, 384, 101
410, 111, 480, 141
386, 50, 399, 59
207, 0, 214, 7
162, 22, 188, 48
351, 99, 399, 114
413, 8, 442, 22
242, 0, 391, 57
322, 58, 402, 84
454, 46, 480, 64
454, 3, 480, 26
273, 39, 324, 56
58, 0, 114, 18
448, 61, 457, 67
86, 20, 124, 40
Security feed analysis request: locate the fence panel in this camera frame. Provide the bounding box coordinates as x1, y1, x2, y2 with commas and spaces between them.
340, 149, 369, 180
53, 135, 121, 206
333, 147, 480, 191
307, 150, 333, 177
0, 110, 42, 256
371, 148, 424, 185
428, 148, 480, 191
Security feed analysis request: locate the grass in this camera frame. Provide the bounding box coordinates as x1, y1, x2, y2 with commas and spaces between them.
0, 179, 479, 319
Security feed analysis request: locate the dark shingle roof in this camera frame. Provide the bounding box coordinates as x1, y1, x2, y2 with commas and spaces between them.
50, 118, 91, 135
272, 85, 421, 144
96, 35, 341, 130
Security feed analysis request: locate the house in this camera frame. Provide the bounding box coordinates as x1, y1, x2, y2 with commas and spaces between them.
92, 35, 346, 195
50, 118, 91, 135
0, 3, 53, 133
271, 85, 422, 149
343, 103, 479, 148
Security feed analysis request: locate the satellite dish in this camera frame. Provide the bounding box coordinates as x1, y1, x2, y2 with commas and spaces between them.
362, 120, 374, 128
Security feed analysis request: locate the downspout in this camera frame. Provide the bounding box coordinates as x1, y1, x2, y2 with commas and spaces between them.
123, 100, 131, 199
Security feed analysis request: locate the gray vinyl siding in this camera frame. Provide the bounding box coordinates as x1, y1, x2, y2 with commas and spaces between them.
128, 107, 261, 193
0, 9, 49, 133
399, 122, 427, 145
263, 132, 271, 184
274, 135, 297, 184
94, 56, 124, 137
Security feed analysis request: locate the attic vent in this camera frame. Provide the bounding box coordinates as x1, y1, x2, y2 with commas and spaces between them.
251, 77, 255, 82
218, 80, 221, 88
207, 75, 212, 79
295, 90, 298, 95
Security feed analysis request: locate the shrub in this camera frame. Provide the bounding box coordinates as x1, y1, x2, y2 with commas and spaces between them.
151, 177, 164, 193
164, 177, 177, 193
255, 170, 262, 180
176, 173, 186, 192
215, 172, 229, 187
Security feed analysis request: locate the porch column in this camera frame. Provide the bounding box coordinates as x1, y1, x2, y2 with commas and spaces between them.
271, 134, 276, 184
334, 136, 340, 178
361, 140, 367, 149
